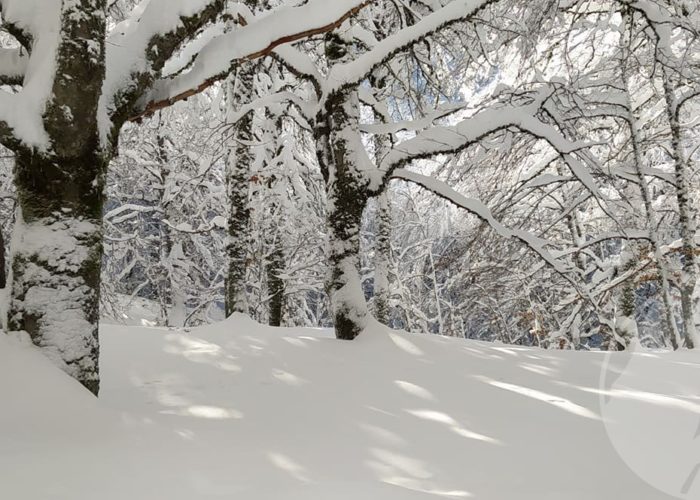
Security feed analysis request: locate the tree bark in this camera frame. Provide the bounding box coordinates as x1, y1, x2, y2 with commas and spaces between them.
6, 1, 108, 395
371, 89, 392, 326
0, 225, 5, 289
9, 151, 106, 396
619, 12, 680, 348
661, 66, 697, 349
267, 240, 285, 327
327, 165, 368, 340
224, 66, 254, 317
317, 33, 372, 340
374, 191, 391, 325
154, 132, 176, 326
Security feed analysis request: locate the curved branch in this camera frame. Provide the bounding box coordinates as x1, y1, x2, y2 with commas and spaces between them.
377, 88, 595, 195
131, 0, 370, 122
102, 0, 227, 139
390, 169, 571, 275
322, 0, 499, 106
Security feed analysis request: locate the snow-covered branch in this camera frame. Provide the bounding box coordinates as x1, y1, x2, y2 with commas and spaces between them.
226, 91, 316, 125
391, 168, 511, 237
323, 0, 499, 100
379, 88, 592, 189
101, 0, 227, 138
133, 0, 369, 122
391, 168, 571, 275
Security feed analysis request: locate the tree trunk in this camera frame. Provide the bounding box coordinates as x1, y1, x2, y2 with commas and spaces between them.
619, 13, 680, 349
5, 1, 107, 395
266, 240, 285, 327
154, 132, 175, 326
327, 171, 368, 339
9, 151, 106, 396
318, 33, 371, 340
224, 66, 254, 317
614, 255, 639, 349
325, 96, 369, 339
661, 67, 697, 349
0, 225, 5, 289
374, 191, 391, 325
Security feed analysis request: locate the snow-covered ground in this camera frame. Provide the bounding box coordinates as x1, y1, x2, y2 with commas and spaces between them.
1, 315, 698, 499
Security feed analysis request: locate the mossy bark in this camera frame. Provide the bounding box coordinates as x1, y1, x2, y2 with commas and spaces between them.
154, 133, 175, 326
0, 226, 5, 289
324, 100, 369, 339
9, 151, 107, 396
6, 1, 108, 396
319, 33, 372, 341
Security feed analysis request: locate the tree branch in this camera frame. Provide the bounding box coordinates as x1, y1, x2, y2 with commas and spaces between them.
104, 0, 227, 137
130, 0, 370, 122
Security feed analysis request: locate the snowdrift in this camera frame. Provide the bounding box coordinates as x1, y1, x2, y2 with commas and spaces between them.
1, 315, 698, 499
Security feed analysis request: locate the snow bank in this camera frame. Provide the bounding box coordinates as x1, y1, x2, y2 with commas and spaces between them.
1, 315, 698, 499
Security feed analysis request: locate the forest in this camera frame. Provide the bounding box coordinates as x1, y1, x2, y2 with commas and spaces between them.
0, 1, 698, 499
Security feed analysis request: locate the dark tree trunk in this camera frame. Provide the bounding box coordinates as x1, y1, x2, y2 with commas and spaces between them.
6, 1, 108, 395
317, 33, 372, 340
325, 95, 370, 340
374, 191, 391, 325
154, 132, 175, 326
0, 225, 5, 289
266, 241, 285, 327
9, 151, 107, 396
224, 65, 254, 317
327, 175, 368, 340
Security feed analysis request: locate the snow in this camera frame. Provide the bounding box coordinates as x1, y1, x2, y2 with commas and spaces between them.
381, 88, 590, 175
0, 0, 62, 149
143, 0, 367, 109
324, 0, 493, 98
13, 216, 99, 274
7, 214, 100, 381
1, 314, 698, 499
390, 169, 573, 275
99, 0, 219, 141
0, 47, 28, 82
392, 168, 512, 239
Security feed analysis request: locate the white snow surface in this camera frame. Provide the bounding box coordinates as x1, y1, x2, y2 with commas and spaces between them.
1, 315, 698, 499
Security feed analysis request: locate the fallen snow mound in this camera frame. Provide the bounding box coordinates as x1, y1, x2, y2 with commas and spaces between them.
1, 315, 698, 499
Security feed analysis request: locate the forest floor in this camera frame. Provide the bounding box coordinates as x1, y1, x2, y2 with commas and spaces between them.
1, 314, 698, 499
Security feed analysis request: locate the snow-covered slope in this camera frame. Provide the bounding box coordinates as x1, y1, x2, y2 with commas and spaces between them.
1, 316, 698, 499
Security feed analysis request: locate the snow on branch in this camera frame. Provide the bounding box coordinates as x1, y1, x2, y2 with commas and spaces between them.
391, 168, 571, 275
0, 0, 61, 149
101, 0, 227, 138
323, 0, 498, 100
132, 0, 369, 122
379, 88, 593, 191
391, 168, 512, 238
359, 102, 468, 135
228, 3, 323, 93
226, 91, 316, 125
0, 1, 41, 48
